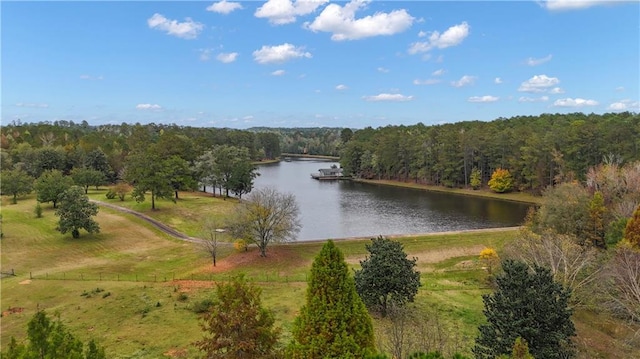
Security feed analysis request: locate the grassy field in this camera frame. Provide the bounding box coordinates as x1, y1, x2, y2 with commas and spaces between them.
1, 191, 637, 358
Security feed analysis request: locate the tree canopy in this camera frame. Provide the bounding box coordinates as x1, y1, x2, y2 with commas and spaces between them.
227, 187, 300, 257
474, 260, 576, 359
56, 186, 100, 238
34, 169, 74, 208
194, 275, 280, 359
289, 240, 376, 358
354, 236, 421, 316
0, 168, 33, 204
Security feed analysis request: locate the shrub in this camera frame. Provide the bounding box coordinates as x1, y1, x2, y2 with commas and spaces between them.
105, 189, 117, 200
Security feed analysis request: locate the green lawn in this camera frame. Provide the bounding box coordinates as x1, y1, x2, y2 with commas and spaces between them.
1, 192, 636, 358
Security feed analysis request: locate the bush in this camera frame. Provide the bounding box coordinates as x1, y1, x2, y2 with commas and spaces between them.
233, 239, 248, 252
105, 189, 117, 199
34, 203, 43, 218
191, 298, 214, 314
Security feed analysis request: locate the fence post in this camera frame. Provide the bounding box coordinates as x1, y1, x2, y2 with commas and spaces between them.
30, 272, 32, 279
117, 274, 119, 281
154, 275, 157, 282
81, 274, 83, 281
63, 272, 65, 280
100, 273, 102, 281
135, 274, 138, 282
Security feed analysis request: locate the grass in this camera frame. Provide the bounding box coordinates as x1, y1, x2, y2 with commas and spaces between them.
1, 192, 637, 358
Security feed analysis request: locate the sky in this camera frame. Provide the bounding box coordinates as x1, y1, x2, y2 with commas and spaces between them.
2, 0, 639, 129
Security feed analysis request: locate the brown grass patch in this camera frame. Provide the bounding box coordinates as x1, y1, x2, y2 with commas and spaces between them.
2, 307, 24, 316
164, 347, 189, 358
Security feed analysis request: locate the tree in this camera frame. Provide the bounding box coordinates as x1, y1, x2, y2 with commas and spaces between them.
470, 167, 482, 190
289, 240, 376, 358
229, 160, 258, 199
0, 168, 33, 204
602, 245, 640, 322
479, 247, 499, 275
2, 310, 106, 359
56, 186, 100, 239
354, 236, 421, 316
194, 275, 280, 358
164, 155, 197, 200
474, 260, 576, 359
534, 183, 591, 240
34, 169, 74, 208
71, 167, 106, 194
227, 187, 301, 257
199, 218, 225, 267
125, 150, 174, 210
586, 191, 607, 248
488, 168, 513, 193
624, 204, 640, 248
212, 145, 255, 199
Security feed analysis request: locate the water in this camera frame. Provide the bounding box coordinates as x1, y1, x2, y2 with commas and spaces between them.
252, 158, 531, 241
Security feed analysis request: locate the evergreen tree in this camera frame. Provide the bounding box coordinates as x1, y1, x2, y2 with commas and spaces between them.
354, 236, 421, 316
194, 275, 280, 358
3, 310, 106, 359
474, 260, 576, 359
289, 240, 376, 358
624, 204, 640, 248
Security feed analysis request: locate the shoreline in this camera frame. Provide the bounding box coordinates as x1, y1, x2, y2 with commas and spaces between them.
352, 179, 542, 205
290, 226, 522, 244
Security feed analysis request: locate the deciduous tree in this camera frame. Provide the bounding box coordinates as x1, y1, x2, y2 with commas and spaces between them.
488, 168, 513, 193
624, 204, 640, 248
71, 167, 106, 194
0, 168, 33, 204
289, 240, 376, 358
34, 169, 74, 208
227, 187, 300, 257
354, 236, 421, 316
56, 186, 100, 238
474, 260, 576, 359
125, 150, 174, 210
194, 275, 280, 359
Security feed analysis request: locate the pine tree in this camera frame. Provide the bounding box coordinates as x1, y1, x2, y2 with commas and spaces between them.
289, 240, 376, 358
624, 204, 640, 248
474, 260, 576, 359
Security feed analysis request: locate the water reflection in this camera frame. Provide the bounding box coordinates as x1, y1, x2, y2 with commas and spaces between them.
253, 159, 531, 241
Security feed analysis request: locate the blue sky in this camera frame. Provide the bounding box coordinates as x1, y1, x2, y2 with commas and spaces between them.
2, 0, 639, 129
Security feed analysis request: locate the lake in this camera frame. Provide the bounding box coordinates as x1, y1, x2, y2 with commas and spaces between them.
252, 158, 531, 241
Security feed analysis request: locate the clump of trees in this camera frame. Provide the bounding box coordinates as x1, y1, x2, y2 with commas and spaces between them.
289, 240, 376, 358
354, 236, 421, 316
2, 310, 106, 359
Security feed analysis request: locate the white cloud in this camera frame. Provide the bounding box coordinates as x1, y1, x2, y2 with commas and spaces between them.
542, 0, 618, 11
518, 96, 549, 102
518, 74, 560, 92
243, 115, 254, 121
206, 0, 243, 14
363, 93, 414, 102
616, 86, 625, 92
526, 54, 553, 66
336, 84, 348, 90
413, 78, 441, 85
377, 67, 390, 73
136, 103, 162, 110
418, 30, 427, 37
80, 75, 103, 80
217, 52, 238, 63
549, 87, 565, 94
494, 77, 503, 84
147, 13, 204, 39
271, 69, 286, 76
255, 0, 328, 25
451, 75, 476, 87
15, 102, 49, 108
553, 98, 599, 107
468, 95, 499, 103
607, 99, 640, 111
432, 69, 445, 76
304, 0, 414, 41
408, 22, 470, 54
253, 43, 312, 64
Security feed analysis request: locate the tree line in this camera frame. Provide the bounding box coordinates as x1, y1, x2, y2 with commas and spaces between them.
339, 112, 639, 193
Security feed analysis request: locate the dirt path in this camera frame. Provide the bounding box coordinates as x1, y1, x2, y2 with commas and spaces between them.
90, 200, 204, 244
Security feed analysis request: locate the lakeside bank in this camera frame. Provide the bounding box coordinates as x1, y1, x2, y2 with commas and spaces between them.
352, 179, 542, 205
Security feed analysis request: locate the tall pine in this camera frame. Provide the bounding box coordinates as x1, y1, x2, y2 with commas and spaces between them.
289, 240, 376, 358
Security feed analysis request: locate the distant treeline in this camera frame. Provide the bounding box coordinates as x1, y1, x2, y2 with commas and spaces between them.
249, 127, 343, 156
339, 112, 640, 194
